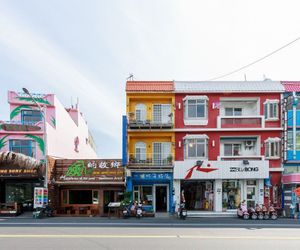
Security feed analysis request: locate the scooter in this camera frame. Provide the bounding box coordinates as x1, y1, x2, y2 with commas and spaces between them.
237, 203, 249, 220
268, 205, 278, 220
248, 206, 258, 220
136, 202, 143, 219
262, 204, 269, 220
122, 204, 131, 219
255, 204, 264, 220
178, 203, 187, 220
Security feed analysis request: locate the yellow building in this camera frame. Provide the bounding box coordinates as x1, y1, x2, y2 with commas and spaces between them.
125, 81, 175, 213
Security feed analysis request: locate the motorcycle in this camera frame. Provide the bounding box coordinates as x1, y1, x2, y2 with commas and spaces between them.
237, 203, 249, 220
136, 202, 143, 219
262, 204, 269, 220
178, 203, 187, 220
248, 206, 258, 220
255, 204, 264, 220
122, 204, 131, 219
269, 205, 278, 220
33, 205, 54, 219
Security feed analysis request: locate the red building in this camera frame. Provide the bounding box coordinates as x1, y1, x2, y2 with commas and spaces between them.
173, 81, 284, 213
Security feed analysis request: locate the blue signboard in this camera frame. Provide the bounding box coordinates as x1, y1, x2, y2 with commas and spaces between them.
132, 172, 172, 181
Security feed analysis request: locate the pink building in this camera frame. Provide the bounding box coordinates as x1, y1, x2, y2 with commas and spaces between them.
0, 90, 97, 207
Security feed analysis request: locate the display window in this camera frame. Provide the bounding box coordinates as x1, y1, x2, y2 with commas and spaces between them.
133, 186, 153, 205
181, 181, 214, 211
222, 180, 241, 209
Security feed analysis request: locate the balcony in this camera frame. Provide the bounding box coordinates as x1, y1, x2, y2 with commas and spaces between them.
217, 116, 265, 129
0, 120, 42, 132
128, 153, 173, 169
127, 113, 173, 129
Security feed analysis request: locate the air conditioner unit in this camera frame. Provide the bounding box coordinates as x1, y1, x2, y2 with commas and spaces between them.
245, 141, 254, 147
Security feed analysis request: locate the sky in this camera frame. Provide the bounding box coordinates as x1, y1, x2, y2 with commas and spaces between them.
0, 0, 300, 158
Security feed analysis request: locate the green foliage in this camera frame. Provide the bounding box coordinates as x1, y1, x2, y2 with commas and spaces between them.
10, 105, 32, 120
65, 160, 86, 176
17, 97, 51, 105
0, 135, 8, 150
50, 116, 56, 127
121, 191, 132, 207
25, 134, 45, 154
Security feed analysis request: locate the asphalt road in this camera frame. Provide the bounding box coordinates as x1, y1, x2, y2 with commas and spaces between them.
1, 216, 300, 228
0, 226, 300, 250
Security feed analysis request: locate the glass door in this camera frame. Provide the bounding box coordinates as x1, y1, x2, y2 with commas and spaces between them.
246, 180, 257, 208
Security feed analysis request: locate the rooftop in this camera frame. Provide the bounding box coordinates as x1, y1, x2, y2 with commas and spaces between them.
174, 81, 285, 93
282, 81, 300, 92
126, 81, 174, 92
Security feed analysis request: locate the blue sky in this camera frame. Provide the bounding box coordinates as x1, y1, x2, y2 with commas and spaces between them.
0, 0, 300, 158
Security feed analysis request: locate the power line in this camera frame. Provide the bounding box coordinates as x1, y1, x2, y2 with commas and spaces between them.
206, 36, 300, 81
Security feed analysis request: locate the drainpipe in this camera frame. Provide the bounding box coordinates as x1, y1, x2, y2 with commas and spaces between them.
293, 92, 297, 160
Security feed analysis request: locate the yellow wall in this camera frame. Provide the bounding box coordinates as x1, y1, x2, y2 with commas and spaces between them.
126, 93, 175, 121
128, 132, 175, 157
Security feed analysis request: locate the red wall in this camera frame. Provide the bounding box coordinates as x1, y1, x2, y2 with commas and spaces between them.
175, 92, 282, 129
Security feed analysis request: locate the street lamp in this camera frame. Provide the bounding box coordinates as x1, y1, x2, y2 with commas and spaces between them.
22, 88, 48, 189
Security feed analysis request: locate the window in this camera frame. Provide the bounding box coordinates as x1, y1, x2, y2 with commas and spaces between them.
133, 186, 153, 205
287, 131, 300, 150
184, 96, 208, 119
224, 144, 242, 156
135, 142, 146, 162
153, 142, 171, 165
153, 104, 172, 123
9, 139, 36, 157
225, 107, 242, 116
21, 110, 42, 124
185, 138, 207, 158
135, 104, 146, 122
265, 138, 280, 158
264, 100, 279, 120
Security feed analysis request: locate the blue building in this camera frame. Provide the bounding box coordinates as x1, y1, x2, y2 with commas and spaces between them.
282, 82, 300, 216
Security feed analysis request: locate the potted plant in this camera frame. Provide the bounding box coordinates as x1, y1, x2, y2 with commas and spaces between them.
167, 155, 173, 164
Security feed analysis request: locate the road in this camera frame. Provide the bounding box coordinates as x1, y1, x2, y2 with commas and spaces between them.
0, 226, 300, 250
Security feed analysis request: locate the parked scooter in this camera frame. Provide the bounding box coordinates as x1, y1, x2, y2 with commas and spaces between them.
178, 202, 187, 220
237, 202, 249, 220
262, 204, 269, 220
248, 206, 258, 220
268, 205, 278, 220
255, 204, 264, 220
122, 204, 131, 219
136, 202, 143, 219
33, 205, 54, 219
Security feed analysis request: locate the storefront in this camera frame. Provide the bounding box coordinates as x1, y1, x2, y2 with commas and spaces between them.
50, 159, 125, 216
126, 172, 173, 213
174, 159, 269, 212
0, 152, 44, 215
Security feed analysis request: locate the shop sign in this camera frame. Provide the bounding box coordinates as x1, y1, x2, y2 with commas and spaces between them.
174, 160, 269, 180
34, 187, 48, 208
56, 159, 124, 182
132, 172, 172, 181
0, 168, 37, 177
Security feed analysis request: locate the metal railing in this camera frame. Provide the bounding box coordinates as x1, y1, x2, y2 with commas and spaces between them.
128, 153, 173, 166
217, 116, 265, 128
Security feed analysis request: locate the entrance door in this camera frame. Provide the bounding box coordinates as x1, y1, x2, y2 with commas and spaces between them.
155, 186, 167, 212
103, 190, 115, 214
246, 181, 257, 208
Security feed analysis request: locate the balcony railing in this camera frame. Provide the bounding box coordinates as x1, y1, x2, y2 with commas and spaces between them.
218, 156, 264, 161
127, 113, 173, 129
0, 120, 42, 132
217, 116, 265, 129
128, 153, 173, 167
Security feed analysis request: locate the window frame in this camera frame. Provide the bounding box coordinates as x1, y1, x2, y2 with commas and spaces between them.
135, 103, 147, 122
223, 143, 242, 156
183, 96, 208, 120
224, 107, 243, 116
135, 142, 147, 162
21, 109, 43, 124
184, 137, 208, 159
9, 139, 36, 158
264, 100, 279, 120
265, 138, 280, 159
